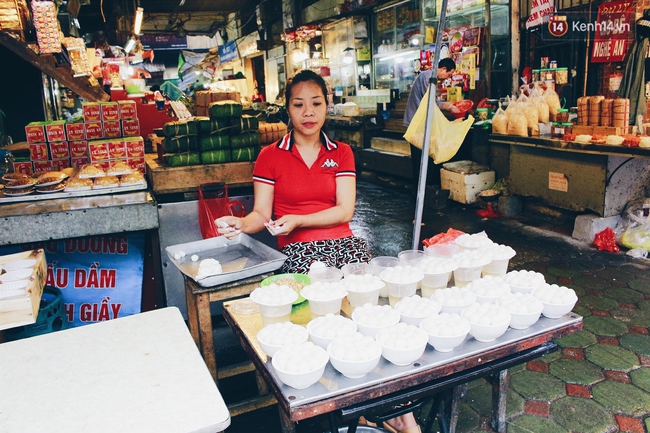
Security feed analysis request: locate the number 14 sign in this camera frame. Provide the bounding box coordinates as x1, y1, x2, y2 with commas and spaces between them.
548, 15, 568, 37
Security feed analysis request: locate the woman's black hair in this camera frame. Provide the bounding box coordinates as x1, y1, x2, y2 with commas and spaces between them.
284, 69, 329, 109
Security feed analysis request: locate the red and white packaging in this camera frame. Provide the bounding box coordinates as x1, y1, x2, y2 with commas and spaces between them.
66, 122, 86, 141
71, 156, 90, 169
124, 136, 145, 157
69, 140, 88, 158
25, 122, 46, 143
33, 160, 54, 174
108, 139, 127, 159
49, 141, 69, 160
128, 157, 146, 173
13, 161, 33, 175
101, 102, 120, 122
45, 121, 67, 142
103, 120, 122, 138
52, 158, 71, 171
121, 119, 140, 136
82, 102, 102, 122
87, 140, 109, 162
29, 143, 49, 161
85, 121, 104, 140
118, 100, 137, 120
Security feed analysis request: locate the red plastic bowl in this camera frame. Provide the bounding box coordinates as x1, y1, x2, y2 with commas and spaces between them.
452, 100, 474, 119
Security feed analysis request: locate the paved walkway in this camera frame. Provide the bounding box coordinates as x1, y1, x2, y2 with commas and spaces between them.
224, 179, 650, 432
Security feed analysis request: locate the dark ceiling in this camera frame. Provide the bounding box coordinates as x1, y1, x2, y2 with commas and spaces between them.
136, 0, 242, 14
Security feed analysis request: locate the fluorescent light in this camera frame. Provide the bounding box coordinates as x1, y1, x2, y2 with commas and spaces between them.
124, 37, 137, 53
133, 7, 144, 35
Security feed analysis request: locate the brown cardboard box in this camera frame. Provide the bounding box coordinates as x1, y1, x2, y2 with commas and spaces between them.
0, 249, 47, 331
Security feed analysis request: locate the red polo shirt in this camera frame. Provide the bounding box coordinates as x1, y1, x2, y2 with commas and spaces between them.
253, 131, 356, 249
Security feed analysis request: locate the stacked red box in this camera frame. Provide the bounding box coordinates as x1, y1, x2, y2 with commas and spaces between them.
66, 122, 86, 141
87, 140, 110, 162
103, 120, 122, 138
121, 119, 140, 136
33, 160, 54, 174
118, 100, 137, 119
45, 120, 67, 142
85, 121, 103, 140
108, 139, 127, 159
13, 161, 33, 175
124, 136, 146, 173
82, 102, 102, 122
101, 102, 120, 122
49, 141, 70, 160
25, 122, 47, 143
29, 143, 49, 161
69, 140, 88, 158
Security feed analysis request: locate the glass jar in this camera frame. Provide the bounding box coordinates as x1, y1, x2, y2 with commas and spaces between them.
568, 107, 578, 123
556, 67, 568, 85
556, 108, 569, 123
551, 122, 565, 139
476, 108, 488, 121
561, 122, 573, 134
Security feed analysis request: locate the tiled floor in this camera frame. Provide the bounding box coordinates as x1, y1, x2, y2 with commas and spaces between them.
219, 178, 650, 433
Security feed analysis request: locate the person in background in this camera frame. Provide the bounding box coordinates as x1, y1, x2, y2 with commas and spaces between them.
215, 69, 370, 274
403, 58, 459, 188
251, 86, 265, 103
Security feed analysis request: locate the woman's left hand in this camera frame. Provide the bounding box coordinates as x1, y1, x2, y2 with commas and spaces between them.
271, 215, 302, 236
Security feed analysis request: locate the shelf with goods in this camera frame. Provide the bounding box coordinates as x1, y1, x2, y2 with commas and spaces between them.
323, 18, 359, 99
373, 0, 422, 93
418, 0, 511, 101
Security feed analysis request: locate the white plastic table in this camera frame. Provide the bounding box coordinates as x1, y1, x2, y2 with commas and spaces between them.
0, 307, 230, 433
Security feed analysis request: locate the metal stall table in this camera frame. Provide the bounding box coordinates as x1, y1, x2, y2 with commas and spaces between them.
223, 298, 583, 433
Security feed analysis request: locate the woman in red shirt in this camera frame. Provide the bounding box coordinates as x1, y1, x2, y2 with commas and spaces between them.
216, 69, 371, 274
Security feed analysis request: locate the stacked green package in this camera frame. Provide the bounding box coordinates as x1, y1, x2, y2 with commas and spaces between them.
162, 119, 200, 167
231, 146, 260, 162
197, 100, 262, 165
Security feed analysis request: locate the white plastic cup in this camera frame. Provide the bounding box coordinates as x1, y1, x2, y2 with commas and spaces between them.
454, 265, 484, 287
482, 258, 510, 277
258, 303, 293, 326
398, 250, 427, 266
369, 256, 400, 297
341, 262, 372, 277
308, 267, 343, 283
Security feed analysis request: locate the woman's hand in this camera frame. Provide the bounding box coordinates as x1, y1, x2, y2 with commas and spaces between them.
449, 104, 461, 114
270, 215, 303, 236
215, 216, 242, 239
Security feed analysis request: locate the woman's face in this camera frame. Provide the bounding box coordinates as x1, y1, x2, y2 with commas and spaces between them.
287, 81, 327, 139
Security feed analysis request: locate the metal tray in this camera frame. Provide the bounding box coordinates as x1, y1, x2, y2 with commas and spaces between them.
165, 234, 287, 287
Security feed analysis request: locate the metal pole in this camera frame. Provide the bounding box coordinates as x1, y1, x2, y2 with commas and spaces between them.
411, 0, 449, 249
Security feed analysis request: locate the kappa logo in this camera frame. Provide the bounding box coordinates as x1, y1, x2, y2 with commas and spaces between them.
321, 158, 338, 168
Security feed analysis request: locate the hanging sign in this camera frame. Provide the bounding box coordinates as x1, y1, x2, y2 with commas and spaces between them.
0, 234, 145, 328
590, 0, 633, 63
526, 0, 555, 29
219, 40, 239, 63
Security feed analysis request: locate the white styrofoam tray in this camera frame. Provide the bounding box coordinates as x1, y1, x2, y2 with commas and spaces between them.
165, 234, 287, 287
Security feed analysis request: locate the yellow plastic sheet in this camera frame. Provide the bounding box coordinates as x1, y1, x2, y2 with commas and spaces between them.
403, 89, 474, 164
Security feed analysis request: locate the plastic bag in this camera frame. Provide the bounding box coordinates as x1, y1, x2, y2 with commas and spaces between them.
616, 199, 650, 251
198, 183, 246, 238
492, 107, 508, 134
543, 87, 561, 114
627, 248, 648, 259
422, 228, 465, 257
404, 88, 474, 164
593, 227, 620, 252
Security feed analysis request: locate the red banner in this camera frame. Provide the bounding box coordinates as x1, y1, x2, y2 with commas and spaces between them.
590, 0, 634, 63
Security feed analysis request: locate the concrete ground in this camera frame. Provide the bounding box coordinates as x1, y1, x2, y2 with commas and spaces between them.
216, 176, 650, 433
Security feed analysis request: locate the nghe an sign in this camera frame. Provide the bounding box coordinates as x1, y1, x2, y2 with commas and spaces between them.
590, 0, 634, 63
219, 40, 239, 63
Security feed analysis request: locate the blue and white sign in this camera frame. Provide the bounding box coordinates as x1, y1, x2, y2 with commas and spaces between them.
0, 234, 145, 328
219, 40, 239, 63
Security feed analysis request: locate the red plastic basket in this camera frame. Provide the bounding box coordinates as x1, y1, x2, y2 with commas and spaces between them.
198, 183, 245, 239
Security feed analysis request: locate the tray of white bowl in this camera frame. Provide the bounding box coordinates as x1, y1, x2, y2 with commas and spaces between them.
165, 234, 287, 287
264, 311, 582, 408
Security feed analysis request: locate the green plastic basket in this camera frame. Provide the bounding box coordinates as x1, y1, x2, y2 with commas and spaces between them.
261, 273, 310, 305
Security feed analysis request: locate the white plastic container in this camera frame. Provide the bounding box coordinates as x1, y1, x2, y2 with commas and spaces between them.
306, 314, 357, 349
417, 256, 459, 298
327, 332, 382, 378
351, 304, 401, 338
300, 282, 348, 318
420, 313, 471, 352
271, 342, 329, 389
440, 162, 495, 204
341, 274, 384, 308
375, 322, 429, 366
369, 256, 401, 297
480, 244, 517, 277
250, 284, 299, 325
380, 265, 425, 307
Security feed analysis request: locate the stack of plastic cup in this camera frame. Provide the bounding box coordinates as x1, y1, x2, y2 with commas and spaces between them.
398, 249, 427, 267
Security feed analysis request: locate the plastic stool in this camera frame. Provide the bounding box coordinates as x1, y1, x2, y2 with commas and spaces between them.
4, 286, 68, 341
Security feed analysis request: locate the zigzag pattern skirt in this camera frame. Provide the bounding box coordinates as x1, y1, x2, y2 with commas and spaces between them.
280, 236, 372, 274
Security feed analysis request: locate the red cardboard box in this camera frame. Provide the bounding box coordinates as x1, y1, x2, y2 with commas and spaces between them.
121, 119, 140, 136
85, 121, 104, 140
101, 101, 120, 122
71, 156, 90, 169
108, 139, 126, 159
128, 157, 146, 173
13, 161, 33, 175
49, 141, 69, 159
25, 122, 46, 143
29, 143, 49, 161
69, 140, 88, 158
118, 100, 137, 120
66, 122, 86, 141
33, 160, 54, 174
52, 158, 70, 171
45, 120, 67, 142
87, 140, 109, 162
124, 136, 145, 157
103, 120, 122, 138
82, 102, 102, 122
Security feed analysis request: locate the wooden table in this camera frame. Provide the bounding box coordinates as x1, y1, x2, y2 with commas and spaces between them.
223, 298, 583, 433
184, 272, 278, 417
0, 307, 231, 433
